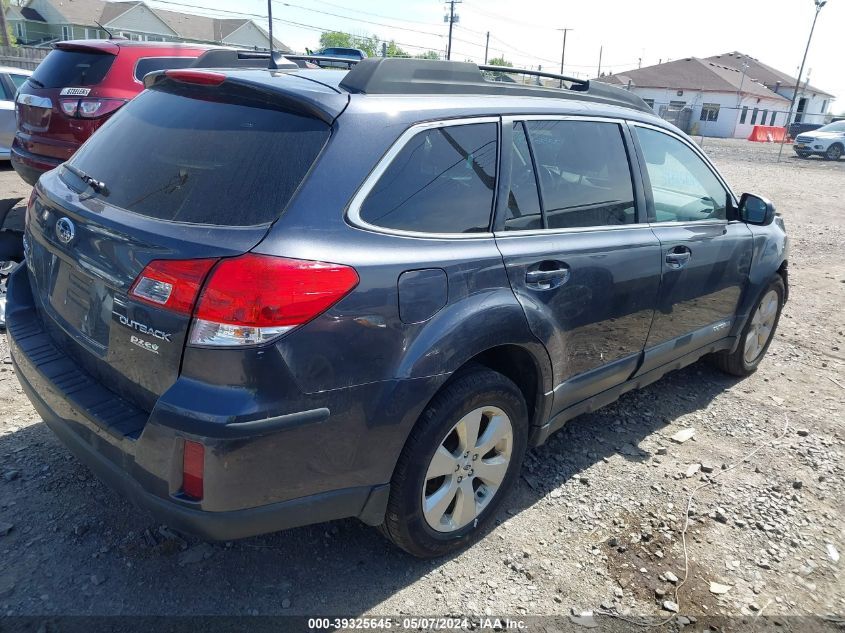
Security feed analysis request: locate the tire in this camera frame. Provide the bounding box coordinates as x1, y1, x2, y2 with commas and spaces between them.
379, 365, 529, 558
824, 143, 843, 161
710, 276, 785, 377
795, 152, 810, 159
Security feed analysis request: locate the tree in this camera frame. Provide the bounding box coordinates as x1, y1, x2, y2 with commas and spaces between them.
0, 0, 14, 47
487, 56, 512, 68
384, 40, 408, 58
319, 31, 352, 50
414, 50, 440, 60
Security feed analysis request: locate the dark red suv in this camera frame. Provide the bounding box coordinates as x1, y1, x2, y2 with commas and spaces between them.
12, 40, 217, 185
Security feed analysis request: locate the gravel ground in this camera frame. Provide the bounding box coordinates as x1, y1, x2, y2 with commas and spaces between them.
0, 140, 843, 624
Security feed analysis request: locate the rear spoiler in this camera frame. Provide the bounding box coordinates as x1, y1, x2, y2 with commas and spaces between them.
189, 49, 301, 70
143, 70, 348, 125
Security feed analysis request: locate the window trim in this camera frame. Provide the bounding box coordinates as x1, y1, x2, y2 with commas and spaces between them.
627, 121, 738, 226
345, 116, 500, 240
494, 114, 646, 235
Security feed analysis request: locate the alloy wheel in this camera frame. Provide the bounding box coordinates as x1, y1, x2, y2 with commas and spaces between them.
744, 289, 779, 364
421, 406, 513, 533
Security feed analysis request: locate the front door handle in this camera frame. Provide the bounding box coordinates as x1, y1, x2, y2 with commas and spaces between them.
525, 263, 571, 289
665, 246, 691, 269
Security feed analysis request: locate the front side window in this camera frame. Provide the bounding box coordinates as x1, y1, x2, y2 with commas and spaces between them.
526, 120, 636, 229
635, 126, 729, 223
358, 122, 497, 234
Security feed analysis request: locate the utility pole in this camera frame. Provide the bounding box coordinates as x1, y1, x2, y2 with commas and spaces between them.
597, 45, 603, 77
778, 0, 826, 161
484, 31, 489, 64
557, 27, 572, 87
444, 0, 461, 61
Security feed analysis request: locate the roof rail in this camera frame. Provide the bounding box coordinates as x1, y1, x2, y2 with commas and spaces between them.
286, 54, 360, 69
338, 58, 651, 113
190, 49, 299, 70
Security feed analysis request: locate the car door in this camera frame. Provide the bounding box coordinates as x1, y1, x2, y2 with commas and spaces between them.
0, 74, 17, 158
494, 117, 662, 415
629, 123, 753, 374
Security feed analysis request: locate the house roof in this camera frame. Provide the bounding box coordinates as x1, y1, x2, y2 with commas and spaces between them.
705, 52, 834, 98
596, 57, 788, 102
8, 0, 289, 51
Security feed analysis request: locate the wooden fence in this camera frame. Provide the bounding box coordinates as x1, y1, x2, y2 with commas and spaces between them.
0, 46, 49, 70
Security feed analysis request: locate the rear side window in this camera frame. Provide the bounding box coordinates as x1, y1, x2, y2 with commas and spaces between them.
63, 84, 330, 226
10, 74, 29, 90
30, 49, 115, 88
133, 57, 198, 82
358, 122, 497, 234
526, 120, 636, 229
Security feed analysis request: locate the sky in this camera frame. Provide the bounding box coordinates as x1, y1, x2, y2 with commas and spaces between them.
149, 0, 844, 112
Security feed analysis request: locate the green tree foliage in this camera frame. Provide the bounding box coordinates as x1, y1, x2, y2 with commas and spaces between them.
414, 50, 441, 60
487, 56, 513, 68
317, 32, 409, 58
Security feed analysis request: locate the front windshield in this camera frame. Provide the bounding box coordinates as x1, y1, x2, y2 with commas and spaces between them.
818, 121, 845, 133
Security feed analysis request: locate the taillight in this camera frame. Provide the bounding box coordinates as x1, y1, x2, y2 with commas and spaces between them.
165, 70, 226, 86
189, 254, 359, 347
182, 440, 204, 500
129, 259, 218, 316
59, 98, 126, 119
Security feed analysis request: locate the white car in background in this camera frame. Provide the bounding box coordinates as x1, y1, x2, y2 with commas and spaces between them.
794, 120, 845, 160
0, 66, 32, 161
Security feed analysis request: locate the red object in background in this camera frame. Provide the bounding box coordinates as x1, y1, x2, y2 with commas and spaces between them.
748, 125, 788, 143
11, 40, 217, 185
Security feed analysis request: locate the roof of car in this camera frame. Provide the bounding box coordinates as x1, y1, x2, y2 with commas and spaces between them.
0, 66, 33, 75
56, 39, 220, 52
210, 61, 668, 129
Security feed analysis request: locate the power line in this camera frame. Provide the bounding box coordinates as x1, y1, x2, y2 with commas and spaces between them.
274, 1, 445, 38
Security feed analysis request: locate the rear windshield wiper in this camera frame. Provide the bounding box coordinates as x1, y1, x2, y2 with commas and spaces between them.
26, 77, 44, 88
63, 164, 109, 196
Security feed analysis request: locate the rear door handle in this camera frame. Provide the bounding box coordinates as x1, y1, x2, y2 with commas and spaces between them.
665, 246, 691, 269
525, 263, 570, 289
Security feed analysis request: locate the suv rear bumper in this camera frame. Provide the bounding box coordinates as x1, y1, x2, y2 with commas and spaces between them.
6, 265, 397, 539
10, 143, 62, 186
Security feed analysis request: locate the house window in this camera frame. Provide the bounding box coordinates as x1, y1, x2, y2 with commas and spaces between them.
821, 99, 828, 113
740, 106, 748, 124
668, 100, 686, 111
14, 22, 25, 39
769, 111, 777, 126
642, 98, 654, 109
61, 25, 70, 40
700, 103, 720, 122
750, 108, 759, 125
760, 110, 768, 125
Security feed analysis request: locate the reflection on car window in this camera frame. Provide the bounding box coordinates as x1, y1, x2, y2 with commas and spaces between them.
503, 122, 542, 231
635, 127, 728, 222
526, 120, 636, 229
359, 123, 497, 234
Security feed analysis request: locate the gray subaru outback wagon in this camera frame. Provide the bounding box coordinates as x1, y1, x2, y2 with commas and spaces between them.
6, 59, 788, 558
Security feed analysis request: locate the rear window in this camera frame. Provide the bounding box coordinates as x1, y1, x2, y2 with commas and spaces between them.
133, 56, 197, 82
63, 83, 331, 226
30, 49, 115, 88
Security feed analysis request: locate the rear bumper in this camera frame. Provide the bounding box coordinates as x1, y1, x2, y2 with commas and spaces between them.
5, 264, 429, 539
10, 143, 62, 186
14, 352, 388, 539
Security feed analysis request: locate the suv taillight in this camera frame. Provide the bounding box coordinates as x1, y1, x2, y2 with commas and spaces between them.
129, 254, 359, 347
59, 98, 126, 119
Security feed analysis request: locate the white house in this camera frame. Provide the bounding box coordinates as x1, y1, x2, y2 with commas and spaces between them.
705, 52, 834, 126
596, 54, 834, 138
5, 0, 290, 51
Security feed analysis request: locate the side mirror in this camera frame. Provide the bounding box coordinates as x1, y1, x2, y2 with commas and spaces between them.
738, 193, 776, 226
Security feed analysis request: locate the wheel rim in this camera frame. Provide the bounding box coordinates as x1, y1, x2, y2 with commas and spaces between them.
744, 289, 779, 364
421, 406, 513, 533
829, 146, 842, 159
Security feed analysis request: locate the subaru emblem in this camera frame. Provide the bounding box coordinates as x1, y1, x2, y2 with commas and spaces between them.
55, 217, 75, 245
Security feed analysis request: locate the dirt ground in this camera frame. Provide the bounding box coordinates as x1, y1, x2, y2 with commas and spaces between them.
0, 141, 842, 626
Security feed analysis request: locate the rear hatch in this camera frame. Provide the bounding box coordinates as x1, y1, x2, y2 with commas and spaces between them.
16, 42, 120, 161
25, 72, 339, 412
